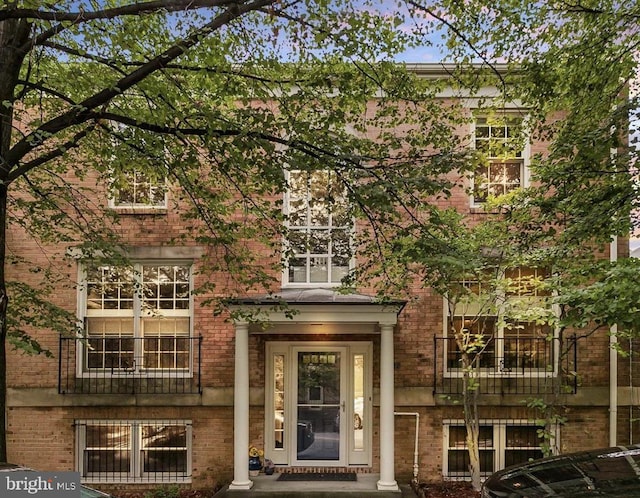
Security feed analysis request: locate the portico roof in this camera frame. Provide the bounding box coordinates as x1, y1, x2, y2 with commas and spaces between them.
228, 288, 406, 327
229, 287, 406, 307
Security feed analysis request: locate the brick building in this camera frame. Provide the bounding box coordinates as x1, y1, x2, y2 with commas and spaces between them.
5, 63, 635, 493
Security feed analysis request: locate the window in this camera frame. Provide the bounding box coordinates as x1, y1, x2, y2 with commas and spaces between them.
81, 263, 192, 375
445, 267, 554, 375
110, 170, 167, 209
76, 420, 191, 483
444, 421, 548, 479
107, 122, 168, 210
446, 316, 497, 370
504, 267, 550, 297
284, 170, 352, 285
472, 116, 526, 205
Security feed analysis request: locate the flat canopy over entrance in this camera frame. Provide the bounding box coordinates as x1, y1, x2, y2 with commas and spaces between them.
228, 288, 406, 331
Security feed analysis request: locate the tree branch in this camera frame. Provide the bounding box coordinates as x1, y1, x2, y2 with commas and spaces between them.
9, 124, 95, 179
16, 79, 80, 105
5, 0, 275, 179
22, 20, 72, 53
0, 0, 240, 22
557, 1, 604, 14
405, 0, 507, 89
34, 42, 126, 74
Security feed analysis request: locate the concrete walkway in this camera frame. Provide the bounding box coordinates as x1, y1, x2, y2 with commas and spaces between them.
213, 474, 416, 498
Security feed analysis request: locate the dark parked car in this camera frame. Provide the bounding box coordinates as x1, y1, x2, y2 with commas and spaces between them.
482, 444, 640, 497
297, 420, 315, 451
0, 463, 112, 498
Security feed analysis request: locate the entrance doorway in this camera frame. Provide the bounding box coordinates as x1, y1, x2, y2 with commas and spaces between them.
266, 342, 371, 467
295, 349, 342, 462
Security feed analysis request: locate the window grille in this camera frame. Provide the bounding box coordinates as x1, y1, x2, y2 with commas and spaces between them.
284, 170, 352, 285
444, 420, 549, 480
473, 116, 525, 204
76, 420, 191, 483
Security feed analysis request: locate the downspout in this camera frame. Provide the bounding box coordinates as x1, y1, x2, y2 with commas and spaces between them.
394, 411, 420, 483
630, 338, 634, 444
609, 87, 624, 447
610, 236, 618, 447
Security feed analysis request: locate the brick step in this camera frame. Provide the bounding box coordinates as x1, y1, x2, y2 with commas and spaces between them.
213, 481, 414, 498
214, 489, 403, 498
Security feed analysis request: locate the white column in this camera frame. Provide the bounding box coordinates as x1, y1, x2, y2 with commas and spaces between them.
229, 321, 253, 490
377, 322, 398, 491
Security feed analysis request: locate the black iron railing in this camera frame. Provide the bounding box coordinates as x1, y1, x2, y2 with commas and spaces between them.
75, 420, 192, 482
59, 336, 203, 394
434, 335, 578, 395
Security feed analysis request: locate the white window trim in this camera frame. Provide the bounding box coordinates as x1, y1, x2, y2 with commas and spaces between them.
281, 170, 355, 288
76, 261, 194, 379
469, 114, 532, 209
106, 119, 170, 211
76, 419, 192, 484
442, 419, 558, 480
264, 341, 373, 467
108, 170, 169, 211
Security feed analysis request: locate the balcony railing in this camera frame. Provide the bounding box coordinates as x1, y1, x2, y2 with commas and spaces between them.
434, 335, 578, 395
59, 336, 203, 395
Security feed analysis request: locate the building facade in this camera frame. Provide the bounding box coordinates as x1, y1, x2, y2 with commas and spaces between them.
5, 64, 634, 493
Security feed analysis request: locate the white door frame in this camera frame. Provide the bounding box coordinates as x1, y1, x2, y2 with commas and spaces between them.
265, 341, 372, 468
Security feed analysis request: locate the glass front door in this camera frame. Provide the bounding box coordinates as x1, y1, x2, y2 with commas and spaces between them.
266, 342, 371, 467
295, 350, 343, 462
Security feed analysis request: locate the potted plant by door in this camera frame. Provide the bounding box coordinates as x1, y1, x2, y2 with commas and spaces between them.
248, 445, 263, 476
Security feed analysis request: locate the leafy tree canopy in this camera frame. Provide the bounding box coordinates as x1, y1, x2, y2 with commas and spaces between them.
1, 0, 473, 462
400, 0, 640, 335
2, 0, 468, 333
2, 0, 639, 482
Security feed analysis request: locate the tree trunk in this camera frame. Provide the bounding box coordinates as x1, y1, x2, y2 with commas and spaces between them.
0, 182, 7, 464
0, 16, 31, 463
462, 351, 482, 491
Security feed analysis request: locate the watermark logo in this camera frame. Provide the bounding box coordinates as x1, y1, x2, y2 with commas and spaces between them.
0, 472, 80, 498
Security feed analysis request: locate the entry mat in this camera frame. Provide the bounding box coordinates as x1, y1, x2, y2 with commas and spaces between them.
277, 472, 357, 482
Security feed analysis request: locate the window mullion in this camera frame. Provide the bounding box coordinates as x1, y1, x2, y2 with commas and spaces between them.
78, 424, 87, 478
497, 284, 507, 372
133, 264, 143, 373
495, 424, 505, 471
132, 422, 140, 479
284, 170, 351, 286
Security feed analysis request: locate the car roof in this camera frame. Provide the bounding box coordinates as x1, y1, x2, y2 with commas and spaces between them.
483, 444, 640, 497
0, 463, 32, 471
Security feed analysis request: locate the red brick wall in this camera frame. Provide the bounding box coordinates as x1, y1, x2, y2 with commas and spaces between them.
4, 97, 621, 489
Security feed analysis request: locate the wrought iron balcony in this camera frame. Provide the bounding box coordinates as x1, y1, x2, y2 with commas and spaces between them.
434, 335, 578, 395
59, 335, 203, 395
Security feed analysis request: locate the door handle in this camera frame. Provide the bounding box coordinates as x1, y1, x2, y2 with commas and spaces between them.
341, 400, 345, 412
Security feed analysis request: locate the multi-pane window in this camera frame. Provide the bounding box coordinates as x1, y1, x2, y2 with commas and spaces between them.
503, 267, 552, 371
502, 322, 553, 371
446, 267, 553, 374
108, 122, 168, 209
446, 316, 497, 370
76, 420, 191, 483
504, 267, 550, 297
285, 170, 352, 285
444, 421, 547, 479
82, 264, 192, 373
473, 116, 525, 204
111, 171, 167, 209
